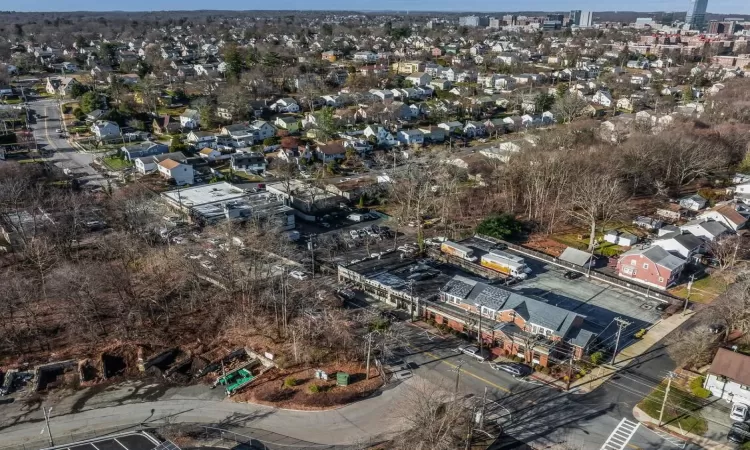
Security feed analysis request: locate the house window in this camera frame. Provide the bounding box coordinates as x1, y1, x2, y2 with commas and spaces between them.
643, 263, 649, 269
659, 277, 664, 283
631, 259, 637, 266
741, 385, 750, 392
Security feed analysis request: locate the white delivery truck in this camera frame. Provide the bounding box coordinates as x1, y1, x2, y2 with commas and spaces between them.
480, 251, 532, 279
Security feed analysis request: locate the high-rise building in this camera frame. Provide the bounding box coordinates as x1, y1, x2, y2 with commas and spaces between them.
685, 0, 708, 30
580, 11, 594, 27
459, 15, 489, 27
570, 10, 581, 25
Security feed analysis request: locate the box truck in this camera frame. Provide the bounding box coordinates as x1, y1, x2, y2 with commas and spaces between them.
441, 241, 478, 262
480, 251, 532, 279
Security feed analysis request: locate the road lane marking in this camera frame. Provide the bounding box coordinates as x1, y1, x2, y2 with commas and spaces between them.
408, 344, 510, 393
42, 106, 58, 151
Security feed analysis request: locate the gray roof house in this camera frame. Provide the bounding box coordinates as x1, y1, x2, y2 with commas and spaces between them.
121, 141, 169, 161
559, 247, 595, 268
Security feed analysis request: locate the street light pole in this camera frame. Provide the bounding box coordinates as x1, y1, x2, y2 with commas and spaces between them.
658, 372, 676, 427
42, 406, 54, 446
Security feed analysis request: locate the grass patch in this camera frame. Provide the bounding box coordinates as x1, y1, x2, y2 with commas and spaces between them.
2, 98, 22, 105
670, 275, 728, 303
17, 158, 51, 164
637, 382, 708, 436
102, 156, 133, 170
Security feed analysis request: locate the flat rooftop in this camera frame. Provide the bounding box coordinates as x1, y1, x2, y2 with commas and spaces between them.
162, 182, 246, 208
42, 431, 163, 450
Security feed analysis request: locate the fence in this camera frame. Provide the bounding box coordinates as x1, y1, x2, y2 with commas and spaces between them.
474, 234, 680, 305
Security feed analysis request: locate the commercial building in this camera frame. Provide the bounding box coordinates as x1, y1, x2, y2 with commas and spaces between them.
459, 16, 489, 27
161, 182, 294, 229
685, 0, 709, 30
337, 253, 596, 367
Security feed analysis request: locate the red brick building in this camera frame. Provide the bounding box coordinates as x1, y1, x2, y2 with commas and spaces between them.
617, 245, 686, 290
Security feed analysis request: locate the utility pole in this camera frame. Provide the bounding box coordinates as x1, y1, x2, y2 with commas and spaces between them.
479, 386, 488, 431
365, 333, 373, 380
477, 301, 484, 355
611, 317, 632, 365
565, 356, 574, 391
684, 273, 695, 314
658, 372, 677, 427
42, 406, 54, 446
308, 236, 316, 279
452, 359, 466, 398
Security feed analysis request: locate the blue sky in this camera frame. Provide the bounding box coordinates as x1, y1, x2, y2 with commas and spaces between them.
16, 0, 750, 14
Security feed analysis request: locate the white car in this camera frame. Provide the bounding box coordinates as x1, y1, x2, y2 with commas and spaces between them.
200, 260, 215, 270
55, 128, 62, 133
392, 369, 413, 381
456, 345, 487, 362
349, 230, 360, 239
731, 403, 749, 422
171, 236, 185, 244
289, 271, 309, 280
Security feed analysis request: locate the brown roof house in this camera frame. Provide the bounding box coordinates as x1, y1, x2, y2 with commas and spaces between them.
152, 115, 181, 135
704, 348, 750, 405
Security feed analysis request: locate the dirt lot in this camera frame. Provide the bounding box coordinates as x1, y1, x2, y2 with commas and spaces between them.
235, 362, 382, 410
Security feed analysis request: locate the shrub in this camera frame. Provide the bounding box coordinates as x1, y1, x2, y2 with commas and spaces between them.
690, 376, 711, 398
540, 366, 551, 375
308, 384, 321, 394
283, 377, 297, 388
590, 351, 604, 365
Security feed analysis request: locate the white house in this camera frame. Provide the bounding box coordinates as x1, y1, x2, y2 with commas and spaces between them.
157, 158, 194, 185
592, 90, 613, 107
704, 348, 750, 405
679, 194, 707, 211
90, 120, 120, 140
249, 121, 276, 141
135, 152, 188, 174
187, 131, 216, 149
363, 125, 397, 147
397, 129, 424, 146
272, 98, 300, 113
698, 202, 749, 231
198, 148, 222, 161
679, 220, 730, 241
179, 109, 200, 129
231, 152, 267, 173
652, 233, 704, 260
406, 72, 432, 87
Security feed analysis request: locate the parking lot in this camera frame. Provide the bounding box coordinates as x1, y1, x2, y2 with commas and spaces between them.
42, 432, 161, 450
506, 251, 664, 350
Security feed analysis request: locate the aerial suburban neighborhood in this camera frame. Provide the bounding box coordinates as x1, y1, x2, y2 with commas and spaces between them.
2, 3, 750, 450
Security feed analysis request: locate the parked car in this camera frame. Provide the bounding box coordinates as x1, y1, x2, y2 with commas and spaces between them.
564, 271, 583, 280
731, 403, 749, 422
489, 362, 533, 378
392, 369, 413, 381
456, 345, 488, 362
709, 324, 726, 335
349, 230, 360, 239
728, 422, 750, 444
289, 271, 309, 280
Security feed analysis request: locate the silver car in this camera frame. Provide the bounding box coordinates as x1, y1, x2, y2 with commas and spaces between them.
457, 345, 487, 362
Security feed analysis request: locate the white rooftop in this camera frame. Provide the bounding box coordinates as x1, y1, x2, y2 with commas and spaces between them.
162, 182, 246, 208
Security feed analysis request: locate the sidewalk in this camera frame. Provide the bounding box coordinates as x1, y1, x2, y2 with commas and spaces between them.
569, 311, 695, 393
633, 405, 734, 450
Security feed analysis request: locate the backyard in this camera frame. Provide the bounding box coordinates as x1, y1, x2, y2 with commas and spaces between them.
102, 156, 133, 171
670, 273, 729, 304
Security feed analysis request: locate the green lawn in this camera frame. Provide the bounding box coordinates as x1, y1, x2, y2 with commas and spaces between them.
637, 382, 708, 436
670, 275, 728, 303
2, 98, 22, 105
102, 156, 132, 170
17, 158, 51, 164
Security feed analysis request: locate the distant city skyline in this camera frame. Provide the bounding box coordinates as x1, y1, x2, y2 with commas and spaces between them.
11, 0, 750, 14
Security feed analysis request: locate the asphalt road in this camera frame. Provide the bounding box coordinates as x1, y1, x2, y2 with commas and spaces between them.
28, 98, 104, 186
391, 320, 691, 450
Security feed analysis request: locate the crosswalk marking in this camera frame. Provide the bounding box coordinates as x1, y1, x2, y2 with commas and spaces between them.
647, 428, 687, 449
601, 418, 640, 450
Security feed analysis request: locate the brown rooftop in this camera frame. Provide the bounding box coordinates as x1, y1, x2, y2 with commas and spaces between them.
709, 347, 750, 387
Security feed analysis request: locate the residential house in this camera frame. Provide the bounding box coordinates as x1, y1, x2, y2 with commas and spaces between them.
198, 148, 222, 162
134, 151, 188, 174
152, 115, 180, 135
157, 158, 194, 185
463, 121, 486, 137
733, 181, 750, 205
179, 109, 200, 129
230, 152, 266, 173
221, 124, 255, 147
272, 98, 300, 113
121, 141, 169, 161
704, 348, 750, 405
616, 246, 686, 290
438, 121, 463, 134
592, 90, 613, 107
559, 247, 596, 268
680, 219, 729, 242
430, 79, 451, 90
419, 126, 446, 143
679, 194, 707, 211
652, 232, 705, 260
90, 120, 120, 140
315, 142, 346, 163
397, 129, 425, 146
85, 109, 105, 122
698, 202, 748, 231
439, 276, 595, 366
633, 216, 663, 231
45, 77, 79, 96
186, 130, 216, 149
249, 120, 276, 141
382, 102, 414, 121
363, 125, 397, 147
617, 98, 634, 112
217, 107, 234, 121
274, 116, 300, 134
406, 72, 432, 87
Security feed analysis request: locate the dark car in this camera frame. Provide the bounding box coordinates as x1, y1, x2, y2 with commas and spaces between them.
564, 271, 583, 280
728, 422, 750, 444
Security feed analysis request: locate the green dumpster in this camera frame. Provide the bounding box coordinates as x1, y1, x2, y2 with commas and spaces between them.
336, 372, 350, 386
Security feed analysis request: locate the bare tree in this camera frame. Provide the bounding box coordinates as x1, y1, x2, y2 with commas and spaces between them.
666, 324, 720, 368
708, 235, 744, 271
568, 159, 627, 250
551, 93, 590, 124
